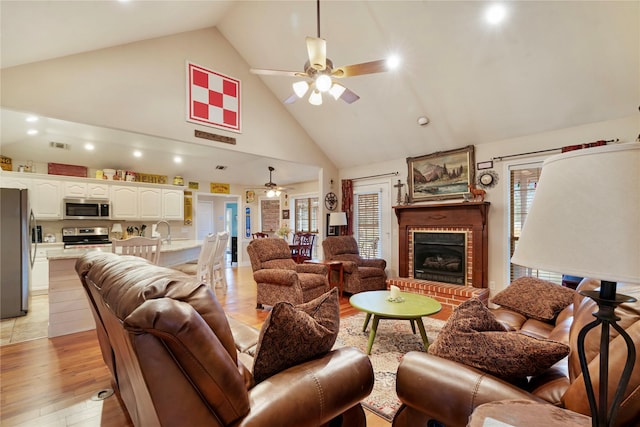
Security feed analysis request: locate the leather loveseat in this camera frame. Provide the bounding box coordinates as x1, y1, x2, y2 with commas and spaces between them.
393, 279, 640, 427
76, 251, 374, 427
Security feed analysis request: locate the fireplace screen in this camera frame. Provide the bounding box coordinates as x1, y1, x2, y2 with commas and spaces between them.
413, 231, 467, 285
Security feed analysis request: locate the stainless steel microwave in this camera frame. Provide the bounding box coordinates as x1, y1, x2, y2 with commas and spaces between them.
63, 198, 111, 220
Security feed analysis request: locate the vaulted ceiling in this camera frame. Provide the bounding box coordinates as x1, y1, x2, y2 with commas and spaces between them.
1, 1, 638, 184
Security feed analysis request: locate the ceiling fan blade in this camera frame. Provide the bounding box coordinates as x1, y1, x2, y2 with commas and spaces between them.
250, 68, 307, 78
339, 87, 360, 104
283, 93, 299, 104
306, 37, 327, 71
331, 59, 389, 78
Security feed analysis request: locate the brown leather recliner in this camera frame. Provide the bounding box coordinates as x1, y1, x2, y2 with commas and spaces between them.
392, 278, 640, 427
76, 251, 374, 427
322, 236, 387, 294
247, 237, 329, 308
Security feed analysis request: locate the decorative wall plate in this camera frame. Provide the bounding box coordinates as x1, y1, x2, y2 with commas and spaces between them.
477, 170, 499, 189
325, 192, 338, 210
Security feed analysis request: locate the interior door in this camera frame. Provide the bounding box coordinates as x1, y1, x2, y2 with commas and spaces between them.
196, 200, 214, 240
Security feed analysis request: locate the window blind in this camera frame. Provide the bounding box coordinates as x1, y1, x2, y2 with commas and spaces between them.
355, 192, 380, 258
510, 167, 563, 284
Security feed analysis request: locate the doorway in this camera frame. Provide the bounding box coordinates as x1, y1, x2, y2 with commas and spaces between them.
225, 202, 238, 264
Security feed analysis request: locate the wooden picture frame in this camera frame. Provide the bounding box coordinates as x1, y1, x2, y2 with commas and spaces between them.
282, 209, 290, 219
407, 145, 475, 202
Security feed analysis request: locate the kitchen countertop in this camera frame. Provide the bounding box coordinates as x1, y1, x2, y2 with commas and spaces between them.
46, 239, 202, 260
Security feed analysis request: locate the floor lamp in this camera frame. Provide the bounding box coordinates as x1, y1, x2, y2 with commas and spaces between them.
511, 142, 639, 427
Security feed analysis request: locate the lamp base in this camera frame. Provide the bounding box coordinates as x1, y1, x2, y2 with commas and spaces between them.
577, 281, 636, 427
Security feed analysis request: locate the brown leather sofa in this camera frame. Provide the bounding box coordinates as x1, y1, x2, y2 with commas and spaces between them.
76, 251, 374, 427
322, 236, 387, 294
393, 279, 640, 427
247, 237, 329, 309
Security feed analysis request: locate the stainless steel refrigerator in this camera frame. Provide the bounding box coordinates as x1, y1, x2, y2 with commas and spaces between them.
1, 188, 36, 318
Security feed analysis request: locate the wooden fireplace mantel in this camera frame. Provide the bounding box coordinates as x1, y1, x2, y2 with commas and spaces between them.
394, 202, 490, 288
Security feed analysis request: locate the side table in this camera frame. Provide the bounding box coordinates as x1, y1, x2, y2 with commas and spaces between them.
467, 400, 591, 427
304, 260, 343, 297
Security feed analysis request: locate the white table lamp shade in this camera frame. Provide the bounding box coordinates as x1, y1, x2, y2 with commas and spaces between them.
511, 142, 640, 284
329, 212, 348, 227
111, 223, 123, 233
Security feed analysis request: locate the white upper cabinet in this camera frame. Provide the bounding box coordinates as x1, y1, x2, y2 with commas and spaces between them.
32, 179, 63, 219
110, 185, 138, 219
138, 187, 162, 220
63, 181, 86, 198
0, 173, 33, 190
87, 183, 109, 198
162, 188, 184, 220
63, 181, 109, 198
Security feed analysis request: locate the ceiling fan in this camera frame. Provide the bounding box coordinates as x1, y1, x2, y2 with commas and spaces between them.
262, 166, 289, 197
250, 0, 396, 105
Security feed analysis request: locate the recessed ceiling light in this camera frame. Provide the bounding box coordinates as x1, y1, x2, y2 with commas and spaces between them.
133, 150, 142, 158
387, 55, 401, 70
27, 129, 38, 135
25, 116, 39, 123
174, 156, 182, 164
84, 143, 95, 151
485, 4, 507, 25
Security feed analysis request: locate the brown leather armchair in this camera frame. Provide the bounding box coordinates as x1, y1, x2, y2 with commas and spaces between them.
392, 279, 640, 427
246, 237, 329, 309
76, 251, 374, 427
322, 236, 387, 294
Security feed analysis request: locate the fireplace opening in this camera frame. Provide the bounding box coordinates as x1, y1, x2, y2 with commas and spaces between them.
413, 231, 467, 285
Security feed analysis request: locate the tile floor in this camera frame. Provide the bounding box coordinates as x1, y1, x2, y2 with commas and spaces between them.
0, 294, 49, 346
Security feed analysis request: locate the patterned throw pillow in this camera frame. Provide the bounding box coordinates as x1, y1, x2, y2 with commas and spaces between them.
491, 277, 577, 322
252, 287, 340, 383
428, 299, 570, 381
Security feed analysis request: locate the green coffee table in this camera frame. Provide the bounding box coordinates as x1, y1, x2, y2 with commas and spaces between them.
349, 290, 442, 355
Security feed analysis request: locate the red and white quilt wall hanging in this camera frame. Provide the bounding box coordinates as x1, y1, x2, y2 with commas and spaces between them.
187, 62, 241, 133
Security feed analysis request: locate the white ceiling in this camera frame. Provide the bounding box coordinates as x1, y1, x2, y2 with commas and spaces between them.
1, 1, 638, 183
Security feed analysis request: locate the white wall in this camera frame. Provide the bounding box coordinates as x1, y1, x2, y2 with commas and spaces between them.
339, 114, 639, 295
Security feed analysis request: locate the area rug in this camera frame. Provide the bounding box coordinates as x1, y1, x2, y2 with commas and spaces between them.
333, 312, 445, 422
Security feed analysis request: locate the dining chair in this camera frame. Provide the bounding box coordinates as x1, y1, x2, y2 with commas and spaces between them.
211, 231, 229, 289
172, 233, 218, 287
111, 236, 162, 265
292, 232, 315, 263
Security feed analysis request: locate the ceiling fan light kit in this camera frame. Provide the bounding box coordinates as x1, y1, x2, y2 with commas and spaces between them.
250, 0, 392, 106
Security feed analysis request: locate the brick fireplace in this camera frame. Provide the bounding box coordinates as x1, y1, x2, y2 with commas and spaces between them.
389, 202, 490, 309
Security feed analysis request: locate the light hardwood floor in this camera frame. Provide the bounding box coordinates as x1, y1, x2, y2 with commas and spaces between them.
0, 265, 451, 427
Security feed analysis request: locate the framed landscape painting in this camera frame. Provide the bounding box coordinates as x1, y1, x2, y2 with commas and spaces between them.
407, 145, 475, 202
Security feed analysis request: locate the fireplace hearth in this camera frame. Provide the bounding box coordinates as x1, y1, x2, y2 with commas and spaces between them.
413, 231, 466, 285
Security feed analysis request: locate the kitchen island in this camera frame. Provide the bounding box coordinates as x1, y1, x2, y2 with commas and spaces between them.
47, 240, 202, 337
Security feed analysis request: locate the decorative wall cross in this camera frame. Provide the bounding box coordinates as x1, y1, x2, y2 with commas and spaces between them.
394, 180, 405, 205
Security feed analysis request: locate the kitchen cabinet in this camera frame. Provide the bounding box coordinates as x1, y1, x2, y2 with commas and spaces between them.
63, 181, 86, 198
31, 179, 62, 219
32, 243, 63, 295
62, 181, 109, 198
110, 185, 138, 219
162, 188, 184, 220
87, 182, 109, 198
138, 187, 162, 220
0, 173, 33, 190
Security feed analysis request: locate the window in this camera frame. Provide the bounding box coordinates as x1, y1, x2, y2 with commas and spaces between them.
510, 166, 562, 284
354, 192, 380, 258
294, 197, 318, 233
